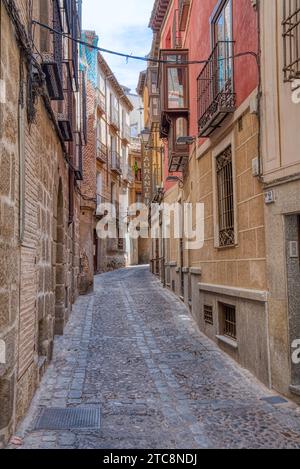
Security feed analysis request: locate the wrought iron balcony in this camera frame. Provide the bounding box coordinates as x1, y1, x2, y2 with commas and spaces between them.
41, 55, 64, 101
110, 108, 120, 130
111, 151, 122, 175
96, 141, 108, 163
197, 41, 236, 138
96, 194, 107, 217
123, 165, 135, 184
96, 89, 106, 113
56, 88, 73, 142
41, 0, 64, 101
122, 124, 131, 143
57, 114, 73, 142
57, 112, 73, 141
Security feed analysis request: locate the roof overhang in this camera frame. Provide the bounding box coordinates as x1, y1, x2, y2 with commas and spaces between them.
149, 0, 170, 32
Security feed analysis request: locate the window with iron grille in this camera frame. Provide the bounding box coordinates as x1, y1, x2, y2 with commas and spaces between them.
221, 304, 237, 340
204, 305, 213, 325
216, 146, 235, 247
283, 0, 300, 81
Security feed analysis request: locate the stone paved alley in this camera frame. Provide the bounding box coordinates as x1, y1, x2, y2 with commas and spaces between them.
12, 267, 300, 449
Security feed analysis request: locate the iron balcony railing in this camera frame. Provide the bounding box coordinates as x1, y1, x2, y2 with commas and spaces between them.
41, 0, 64, 101
197, 41, 236, 138
96, 194, 106, 217
123, 165, 135, 183
111, 151, 122, 174
122, 124, 131, 142
57, 89, 73, 142
96, 141, 108, 163
110, 108, 120, 129
96, 89, 106, 113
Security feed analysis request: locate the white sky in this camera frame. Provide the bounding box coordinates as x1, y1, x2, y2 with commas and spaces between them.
82, 0, 154, 92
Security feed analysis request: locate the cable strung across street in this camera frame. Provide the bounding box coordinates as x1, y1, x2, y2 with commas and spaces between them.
32, 19, 259, 67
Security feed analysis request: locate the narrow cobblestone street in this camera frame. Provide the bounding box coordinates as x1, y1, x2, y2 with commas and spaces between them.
13, 267, 300, 449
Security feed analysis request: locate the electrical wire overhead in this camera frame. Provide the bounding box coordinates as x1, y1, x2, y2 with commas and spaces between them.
32, 20, 259, 66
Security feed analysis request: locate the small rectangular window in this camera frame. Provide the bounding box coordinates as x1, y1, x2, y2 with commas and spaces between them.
221, 304, 237, 340
204, 305, 214, 325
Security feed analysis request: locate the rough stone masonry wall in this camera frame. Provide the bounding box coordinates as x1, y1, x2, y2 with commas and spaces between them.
0, 3, 20, 447
0, 1, 81, 447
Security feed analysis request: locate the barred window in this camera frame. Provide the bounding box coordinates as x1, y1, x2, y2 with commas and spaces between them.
216, 146, 235, 247
222, 304, 237, 340
204, 305, 214, 325
283, 0, 300, 81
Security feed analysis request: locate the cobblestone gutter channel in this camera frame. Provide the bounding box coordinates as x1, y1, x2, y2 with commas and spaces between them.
9, 267, 300, 449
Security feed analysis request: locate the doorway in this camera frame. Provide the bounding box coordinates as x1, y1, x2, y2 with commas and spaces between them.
285, 214, 300, 387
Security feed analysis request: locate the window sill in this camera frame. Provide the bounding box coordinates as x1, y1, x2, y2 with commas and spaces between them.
290, 385, 300, 397
216, 335, 238, 350
214, 243, 238, 251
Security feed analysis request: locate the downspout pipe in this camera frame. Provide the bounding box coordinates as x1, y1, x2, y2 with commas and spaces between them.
255, 0, 263, 179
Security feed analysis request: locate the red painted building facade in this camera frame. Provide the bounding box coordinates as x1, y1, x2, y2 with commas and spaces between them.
156, 0, 259, 165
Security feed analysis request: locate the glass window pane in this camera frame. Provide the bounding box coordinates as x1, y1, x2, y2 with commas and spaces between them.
166, 54, 185, 63
214, 0, 232, 43
167, 67, 186, 108
224, 0, 232, 41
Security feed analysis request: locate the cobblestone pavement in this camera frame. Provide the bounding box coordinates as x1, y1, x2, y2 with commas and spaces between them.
12, 266, 300, 449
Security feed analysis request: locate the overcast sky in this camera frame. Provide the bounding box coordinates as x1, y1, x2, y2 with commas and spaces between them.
82, 0, 154, 93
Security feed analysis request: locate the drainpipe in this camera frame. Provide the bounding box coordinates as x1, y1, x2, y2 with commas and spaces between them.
256, 0, 263, 179
18, 58, 25, 244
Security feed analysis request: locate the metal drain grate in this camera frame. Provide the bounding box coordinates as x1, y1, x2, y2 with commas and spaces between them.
34, 407, 101, 431
261, 396, 288, 405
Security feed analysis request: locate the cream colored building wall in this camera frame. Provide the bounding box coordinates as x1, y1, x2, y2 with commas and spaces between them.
260, 0, 300, 398
261, 0, 300, 182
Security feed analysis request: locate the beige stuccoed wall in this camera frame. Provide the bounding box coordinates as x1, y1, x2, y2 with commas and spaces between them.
162, 101, 271, 385
260, 0, 300, 398
185, 110, 266, 292
261, 0, 300, 181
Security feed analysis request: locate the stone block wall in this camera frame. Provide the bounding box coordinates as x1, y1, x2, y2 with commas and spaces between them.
0, 1, 81, 447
